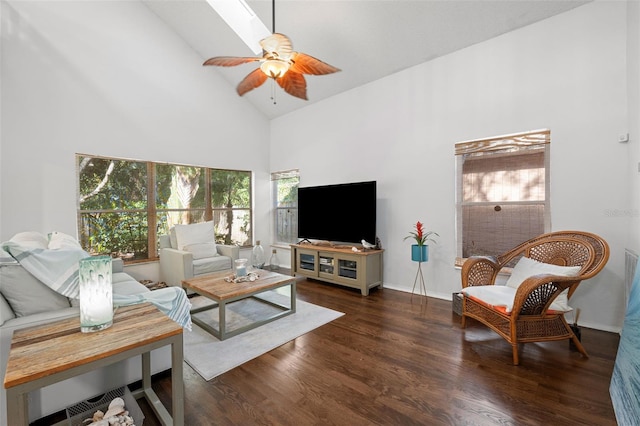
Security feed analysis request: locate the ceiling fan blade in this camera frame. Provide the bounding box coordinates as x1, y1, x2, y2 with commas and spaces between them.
276, 71, 308, 100
289, 52, 341, 75
260, 33, 293, 59
237, 68, 268, 96
203, 56, 260, 67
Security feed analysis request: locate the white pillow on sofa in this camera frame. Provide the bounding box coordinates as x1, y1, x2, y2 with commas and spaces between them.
48, 231, 83, 250
0, 293, 16, 326
174, 221, 216, 250
183, 242, 219, 260
506, 256, 581, 312
10, 232, 49, 249
0, 263, 71, 317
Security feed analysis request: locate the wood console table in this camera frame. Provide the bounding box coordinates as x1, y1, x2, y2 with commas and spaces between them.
3, 303, 184, 426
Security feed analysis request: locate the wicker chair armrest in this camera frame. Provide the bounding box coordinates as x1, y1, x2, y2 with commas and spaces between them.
511, 275, 582, 317
461, 256, 501, 288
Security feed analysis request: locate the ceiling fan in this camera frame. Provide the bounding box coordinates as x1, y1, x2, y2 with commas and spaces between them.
203, 0, 340, 101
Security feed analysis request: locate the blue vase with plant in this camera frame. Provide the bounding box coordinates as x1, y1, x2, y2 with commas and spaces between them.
404, 221, 438, 262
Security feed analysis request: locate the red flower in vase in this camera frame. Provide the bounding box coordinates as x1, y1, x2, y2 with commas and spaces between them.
404, 221, 438, 246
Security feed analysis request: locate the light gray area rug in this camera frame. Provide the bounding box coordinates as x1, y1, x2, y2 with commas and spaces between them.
184, 291, 344, 381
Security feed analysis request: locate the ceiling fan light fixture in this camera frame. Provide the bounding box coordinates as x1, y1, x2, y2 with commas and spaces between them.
260, 59, 290, 79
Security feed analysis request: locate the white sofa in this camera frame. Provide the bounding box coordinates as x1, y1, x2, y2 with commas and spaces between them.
158, 222, 239, 287
0, 253, 172, 423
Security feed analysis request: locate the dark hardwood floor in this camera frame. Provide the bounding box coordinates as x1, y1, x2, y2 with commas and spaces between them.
138, 277, 619, 426
34, 276, 619, 425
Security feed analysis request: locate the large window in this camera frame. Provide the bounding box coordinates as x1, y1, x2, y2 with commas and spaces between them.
455, 130, 550, 262
271, 169, 299, 245
78, 155, 252, 261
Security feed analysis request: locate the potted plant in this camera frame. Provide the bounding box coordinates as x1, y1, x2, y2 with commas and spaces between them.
404, 221, 438, 262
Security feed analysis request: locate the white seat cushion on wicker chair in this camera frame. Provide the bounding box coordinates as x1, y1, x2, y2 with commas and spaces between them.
462, 285, 517, 313
463, 257, 582, 314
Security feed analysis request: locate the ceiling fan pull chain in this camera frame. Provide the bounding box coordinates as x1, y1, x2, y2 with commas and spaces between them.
271, 79, 277, 104
272, 0, 276, 33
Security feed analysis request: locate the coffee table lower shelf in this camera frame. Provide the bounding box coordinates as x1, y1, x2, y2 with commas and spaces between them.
191, 294, 296, 340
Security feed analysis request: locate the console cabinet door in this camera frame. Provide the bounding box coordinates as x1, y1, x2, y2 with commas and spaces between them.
318, 252, 337, 280
296, 249, 318, 277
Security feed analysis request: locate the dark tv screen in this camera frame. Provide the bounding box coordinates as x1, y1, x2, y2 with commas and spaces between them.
298, 181, 376, 244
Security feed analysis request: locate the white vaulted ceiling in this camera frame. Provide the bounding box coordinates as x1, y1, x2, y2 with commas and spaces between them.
144, 0, 589, 119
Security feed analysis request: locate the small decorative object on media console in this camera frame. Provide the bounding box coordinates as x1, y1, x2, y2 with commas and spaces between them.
79, 255, 113, 333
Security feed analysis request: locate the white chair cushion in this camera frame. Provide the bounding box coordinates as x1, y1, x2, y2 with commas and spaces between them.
462, 285, 517, 313
169, 227, 178, 249
505, 257, 581, 312
174, 221, 215, 250
193, 256, 232, 276
184, 242, 219, 260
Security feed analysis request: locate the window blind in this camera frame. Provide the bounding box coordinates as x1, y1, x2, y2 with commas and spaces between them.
455, 130, 550, 260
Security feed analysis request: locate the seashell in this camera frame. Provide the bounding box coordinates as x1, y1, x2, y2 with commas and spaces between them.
84, 410, 104, 424
103, 397, 126, 419
103, 406, 125, 419
108, 397, 125, 410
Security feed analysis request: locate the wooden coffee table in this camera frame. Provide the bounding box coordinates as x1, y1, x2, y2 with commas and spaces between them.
182, 270, 296, 341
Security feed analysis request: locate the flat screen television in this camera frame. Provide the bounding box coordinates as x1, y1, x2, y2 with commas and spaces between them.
297, 180, 376, 244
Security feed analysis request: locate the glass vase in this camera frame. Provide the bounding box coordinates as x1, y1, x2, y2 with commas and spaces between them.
251, 240, 265, 269
235, 258, 248, 276
79, 256, 113, 333
269, 249, 279, 271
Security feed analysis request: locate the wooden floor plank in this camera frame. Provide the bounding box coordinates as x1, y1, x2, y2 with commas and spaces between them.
33, 277, 619, 425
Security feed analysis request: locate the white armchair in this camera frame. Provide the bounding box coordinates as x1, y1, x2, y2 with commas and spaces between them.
158, 225, 239, 287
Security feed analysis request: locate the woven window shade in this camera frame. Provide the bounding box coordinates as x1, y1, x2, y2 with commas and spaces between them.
271, 169, 299, 180
462, 150, 545, 203
462, 204, 545, 258
455, 130, 550, 259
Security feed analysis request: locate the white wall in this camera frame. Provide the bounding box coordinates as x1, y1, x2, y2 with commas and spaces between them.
271, 1, 635, 332
0, 1, 272, 280
628, 0, 640, 254
0, 0, 272, 420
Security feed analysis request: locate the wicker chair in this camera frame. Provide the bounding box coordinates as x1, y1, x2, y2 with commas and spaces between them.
460, 230, 609, 365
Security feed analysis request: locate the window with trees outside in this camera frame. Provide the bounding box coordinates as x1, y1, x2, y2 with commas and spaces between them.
272, 169, 299, 245
455, 129, 550, 264
77, 155, 252, 262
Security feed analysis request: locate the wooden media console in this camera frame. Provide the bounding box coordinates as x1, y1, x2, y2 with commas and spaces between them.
290, 243, 383, 295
